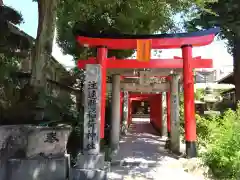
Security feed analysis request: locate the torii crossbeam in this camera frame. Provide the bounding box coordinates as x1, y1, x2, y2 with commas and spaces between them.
77, 57, 212, 69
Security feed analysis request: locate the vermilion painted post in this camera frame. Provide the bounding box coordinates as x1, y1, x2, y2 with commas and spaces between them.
120, 92, 123, 123
167, 91, 171, 138
120, 75, 124, 123
97, 47, 107, 139
182, 45, 197, 158
149, 94, 162, 134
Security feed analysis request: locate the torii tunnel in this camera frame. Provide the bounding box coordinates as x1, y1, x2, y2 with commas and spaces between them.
75, 27, 219, 158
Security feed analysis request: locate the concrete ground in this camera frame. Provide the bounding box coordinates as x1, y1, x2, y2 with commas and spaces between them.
107, 118, 205, 180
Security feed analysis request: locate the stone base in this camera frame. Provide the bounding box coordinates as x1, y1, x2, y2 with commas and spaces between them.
0, 163, 6, 180
72, 153, 108, 180
164, 139, 170, 149
71, 168, 107, 180
104, 161, 111, 172
170, 138, 180, 155
110, 143, 119, 157
120, 122, 128, 135
104, 147, 112, 162
75, 153, 105, 169
3, 155, 69, 180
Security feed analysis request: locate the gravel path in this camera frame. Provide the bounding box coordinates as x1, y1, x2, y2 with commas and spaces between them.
107, 118, 206, 180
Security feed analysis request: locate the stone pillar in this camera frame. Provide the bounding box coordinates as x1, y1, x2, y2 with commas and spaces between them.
166, 91, 171, 138
170, 74, 180, 154
127, 98, 132, 127
165, 91, 171, 149
72, 64, 106, 180
110, 75, 121, 155
182, 45, 197, 158
120, 92, 123, 123
162, 92, 168, 137
121, 91, 129, 134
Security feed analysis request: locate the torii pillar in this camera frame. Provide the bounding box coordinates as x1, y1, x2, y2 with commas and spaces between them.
182, 45, 197, 158
110, 74, 121, 154
170, 74, 180, 154
97, 47, 108, 139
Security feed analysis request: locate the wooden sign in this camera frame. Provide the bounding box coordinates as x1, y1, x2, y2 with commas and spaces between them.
137, 39, 152, 62
139, 71, 151, 85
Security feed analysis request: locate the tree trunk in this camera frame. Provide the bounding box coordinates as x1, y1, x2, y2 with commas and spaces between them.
233, 37, 240, 106
31, 0, 58, 120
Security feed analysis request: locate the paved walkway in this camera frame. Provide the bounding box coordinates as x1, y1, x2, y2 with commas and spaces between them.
107, 118, 205, 180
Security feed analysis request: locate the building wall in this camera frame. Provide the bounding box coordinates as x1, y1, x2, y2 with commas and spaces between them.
195, 68, 233, 84
222, 89, 236, 104
20, 52, 71, 98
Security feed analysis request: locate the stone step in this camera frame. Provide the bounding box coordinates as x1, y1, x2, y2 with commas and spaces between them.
111, 158, 158, 168
71, 168, 107, 180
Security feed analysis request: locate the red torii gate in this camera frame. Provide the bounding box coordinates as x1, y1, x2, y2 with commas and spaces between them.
75, 27, 219, 158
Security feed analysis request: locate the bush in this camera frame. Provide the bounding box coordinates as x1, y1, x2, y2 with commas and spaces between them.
196, 113, 222, 148
199, 105, 240, 179
179, 91, 240, 179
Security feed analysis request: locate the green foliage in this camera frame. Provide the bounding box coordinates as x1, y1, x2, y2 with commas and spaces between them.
185, 1, 240, 103
0, 55, 21, 112
179, 90, 240, 179
0, 5, 32, 56
179, 92, 185, 136
0, 54, 79, 126
186, 0, 240, 54
195, 104, 240, 179
196, 113, 220, 147
179, 90, 205, 136
0, 5, 23, 25
195, 89, 205, 101
44, 94, 78, 124
56, 0, 216, 60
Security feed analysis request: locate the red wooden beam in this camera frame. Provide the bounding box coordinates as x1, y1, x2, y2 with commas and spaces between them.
76, 28, 219, 49
77, 58, 212, 69
77, 35, 215, 49
129, 93, 158, 98
106, 59, 212, 69
174, 56, 201, 59
123, 75, 168, 79
131, 97, 150, 101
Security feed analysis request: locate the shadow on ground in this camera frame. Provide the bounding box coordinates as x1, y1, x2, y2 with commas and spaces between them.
108, 118, 183, 180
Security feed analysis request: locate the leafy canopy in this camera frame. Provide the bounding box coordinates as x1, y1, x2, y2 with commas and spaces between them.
56, 0, 216, 61
186, 0, 240, 54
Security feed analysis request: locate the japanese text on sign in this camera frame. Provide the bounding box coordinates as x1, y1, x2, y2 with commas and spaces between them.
86, 81, 98, 150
